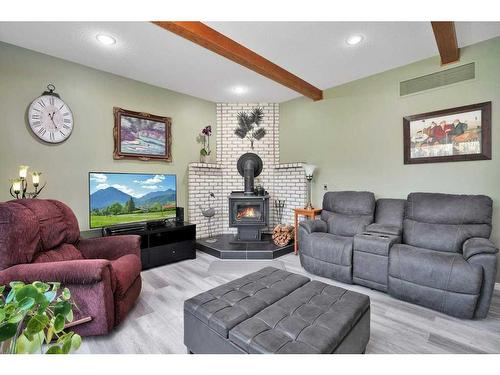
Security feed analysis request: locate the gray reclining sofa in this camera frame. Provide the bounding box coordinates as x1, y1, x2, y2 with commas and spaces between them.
299, 191, 498, 319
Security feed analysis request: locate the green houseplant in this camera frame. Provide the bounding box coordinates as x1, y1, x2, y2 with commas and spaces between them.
0, 281, 82, 354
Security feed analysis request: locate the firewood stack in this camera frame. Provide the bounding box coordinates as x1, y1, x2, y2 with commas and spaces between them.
272, 224, 294, 247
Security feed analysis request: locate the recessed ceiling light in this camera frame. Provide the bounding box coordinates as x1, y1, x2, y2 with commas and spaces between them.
96, 34, 116, 45
232, 86, 247, 95
346, 34, 363, 46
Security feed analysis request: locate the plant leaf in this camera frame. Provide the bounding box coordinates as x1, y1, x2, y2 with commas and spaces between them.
62, 333, 73, 353
0, 322, 18, 342
33, 282, 50, 293
54, 314, 65, 333
14, 285, 39, 303
0, 285, 5, 295
70, 334, 82, 352
54, 300, 71, 318
61, 288, 71, 301
26, 314, 49, 335
18, 297, 35, 311
46, 345, 63, 354
0, 308, 5, 322
44, 291, 56, 303
46, 325, 54, 344
8, 312, 25, 324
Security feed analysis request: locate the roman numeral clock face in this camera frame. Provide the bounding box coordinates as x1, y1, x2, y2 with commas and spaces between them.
28, 95, 73, 143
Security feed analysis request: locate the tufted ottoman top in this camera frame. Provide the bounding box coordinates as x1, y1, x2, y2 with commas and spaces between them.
184, 267, 310, 338
229, 280, 370, 353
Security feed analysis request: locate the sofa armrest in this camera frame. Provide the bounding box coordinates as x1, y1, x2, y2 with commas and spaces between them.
0, 259, 112, 285
463, 238, 498, 260
299, 219, 327, 234
77, 235, 141, 260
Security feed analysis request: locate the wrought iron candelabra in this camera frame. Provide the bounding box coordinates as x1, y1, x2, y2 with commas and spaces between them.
9, 166, 46, 199
274, 199, 285, 225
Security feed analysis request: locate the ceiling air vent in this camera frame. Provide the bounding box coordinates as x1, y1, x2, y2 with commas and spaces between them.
400, 62, 475, 96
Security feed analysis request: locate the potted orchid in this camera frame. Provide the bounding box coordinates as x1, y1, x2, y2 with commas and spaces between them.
198, 125, 212, 163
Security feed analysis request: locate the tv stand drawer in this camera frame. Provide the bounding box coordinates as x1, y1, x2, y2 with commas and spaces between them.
142, 240, 195, 270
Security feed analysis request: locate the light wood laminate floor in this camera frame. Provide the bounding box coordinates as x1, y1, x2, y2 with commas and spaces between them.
79, 251, 500, 354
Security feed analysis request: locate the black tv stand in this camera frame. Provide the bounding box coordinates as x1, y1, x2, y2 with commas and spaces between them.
102, 222, 196, 270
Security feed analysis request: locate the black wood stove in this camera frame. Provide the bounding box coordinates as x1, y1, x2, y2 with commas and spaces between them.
229, 153, 269, 242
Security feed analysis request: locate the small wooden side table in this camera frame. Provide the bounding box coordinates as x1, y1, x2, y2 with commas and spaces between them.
293, 208, 322, 254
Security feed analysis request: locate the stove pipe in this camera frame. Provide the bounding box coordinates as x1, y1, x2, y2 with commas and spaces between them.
236, 153, 263, 196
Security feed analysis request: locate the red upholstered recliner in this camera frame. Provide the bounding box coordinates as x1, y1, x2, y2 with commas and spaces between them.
0, 199, 142, 336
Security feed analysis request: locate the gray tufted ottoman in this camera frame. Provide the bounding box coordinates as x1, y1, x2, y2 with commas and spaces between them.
184, 267, 370, 354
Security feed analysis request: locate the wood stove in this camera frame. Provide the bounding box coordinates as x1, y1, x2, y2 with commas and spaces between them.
229, 192, 269, 241
229, 152, 269, 242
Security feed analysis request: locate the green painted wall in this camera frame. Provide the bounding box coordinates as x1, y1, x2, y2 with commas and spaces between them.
0, 42, 216, 230
281, 37, 500, 281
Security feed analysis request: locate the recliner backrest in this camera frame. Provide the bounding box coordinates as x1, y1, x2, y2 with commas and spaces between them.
403, 192, 492, 253
321, 191, 375, 237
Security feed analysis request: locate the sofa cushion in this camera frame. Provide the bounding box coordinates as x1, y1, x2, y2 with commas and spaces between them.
32, 243, 84, 263
374, 198, 406, 228
302, 232, 353, 266
229, 280, 370, 354
184, 267, 309, 338
110, 254, 142, 296
389, 244, 482, 295
365, 223, 402, 236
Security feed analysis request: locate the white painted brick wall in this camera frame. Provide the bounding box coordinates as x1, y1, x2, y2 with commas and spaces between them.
188, 103, 307, 239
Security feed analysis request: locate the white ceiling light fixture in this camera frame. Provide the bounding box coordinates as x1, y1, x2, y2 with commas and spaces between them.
346, 34, 364, 46
232, 86, 247, 95
96, 34, 116, 45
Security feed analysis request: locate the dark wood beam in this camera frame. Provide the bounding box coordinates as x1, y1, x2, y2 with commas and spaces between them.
151, 21, 323, 101
431, 21, 460, 65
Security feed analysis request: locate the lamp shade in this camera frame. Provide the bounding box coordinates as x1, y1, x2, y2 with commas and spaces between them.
303, 164, 316, 177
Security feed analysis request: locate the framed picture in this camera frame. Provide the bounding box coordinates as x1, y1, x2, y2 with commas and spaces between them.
403, 102, 491, 164
113, 107, 172, 162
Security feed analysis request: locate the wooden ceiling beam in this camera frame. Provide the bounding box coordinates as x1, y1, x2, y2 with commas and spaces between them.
151, 21, 323, 101
431, 21, 460, 65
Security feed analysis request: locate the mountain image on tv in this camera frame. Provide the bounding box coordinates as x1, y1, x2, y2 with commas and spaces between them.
89, 172, 176, 228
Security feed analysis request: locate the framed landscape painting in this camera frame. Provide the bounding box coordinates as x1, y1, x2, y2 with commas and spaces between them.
113, 107, 172, 162
403, 102, 491, 164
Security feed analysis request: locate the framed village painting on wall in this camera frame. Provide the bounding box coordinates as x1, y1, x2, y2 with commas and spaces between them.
113, 107, 172, 162
403, 102, 491, 164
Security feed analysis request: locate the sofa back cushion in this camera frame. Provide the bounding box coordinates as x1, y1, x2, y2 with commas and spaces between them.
375, 199, 406, 228
403, 192, 492, 253
321, 191, 375, 237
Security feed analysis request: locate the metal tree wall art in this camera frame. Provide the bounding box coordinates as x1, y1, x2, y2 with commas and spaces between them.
234, 107, 266, 149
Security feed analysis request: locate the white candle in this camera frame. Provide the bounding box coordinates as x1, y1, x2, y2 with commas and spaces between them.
19, 166, 29, 179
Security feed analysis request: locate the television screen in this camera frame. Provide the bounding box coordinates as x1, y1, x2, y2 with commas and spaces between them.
89, 172, 177, 229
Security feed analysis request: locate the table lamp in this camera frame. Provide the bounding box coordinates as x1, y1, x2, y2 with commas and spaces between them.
303, 164, 317, 209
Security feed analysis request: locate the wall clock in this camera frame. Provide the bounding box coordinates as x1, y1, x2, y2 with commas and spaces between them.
28, 84, 74, 144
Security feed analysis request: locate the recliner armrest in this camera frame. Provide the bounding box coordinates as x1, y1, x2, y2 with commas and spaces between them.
77, 235, 141, 260
463, 238, 498, 260
365, 223, 402, 236
0, 259, 112, 285
299, 219, 327, 234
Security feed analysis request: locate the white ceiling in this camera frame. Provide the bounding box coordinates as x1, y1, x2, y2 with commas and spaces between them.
1, 22, 499, 103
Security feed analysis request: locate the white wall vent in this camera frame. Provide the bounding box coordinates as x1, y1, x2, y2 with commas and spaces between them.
400, 63, 475, 96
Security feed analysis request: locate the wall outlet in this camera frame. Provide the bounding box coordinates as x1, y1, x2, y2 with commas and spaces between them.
323, 184, 328, 191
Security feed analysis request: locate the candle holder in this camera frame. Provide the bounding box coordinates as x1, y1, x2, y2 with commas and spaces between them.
9, 166, 46, 199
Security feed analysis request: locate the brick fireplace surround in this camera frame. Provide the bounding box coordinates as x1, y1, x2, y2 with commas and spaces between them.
188, 103, 307, 239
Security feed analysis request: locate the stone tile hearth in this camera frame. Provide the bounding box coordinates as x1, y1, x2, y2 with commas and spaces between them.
196, 234, 294, 259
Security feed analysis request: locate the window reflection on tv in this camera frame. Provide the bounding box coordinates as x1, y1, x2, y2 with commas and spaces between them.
89, 172, 176, 228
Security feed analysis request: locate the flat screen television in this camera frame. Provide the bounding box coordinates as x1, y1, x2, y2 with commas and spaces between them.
89, 172, 177, 229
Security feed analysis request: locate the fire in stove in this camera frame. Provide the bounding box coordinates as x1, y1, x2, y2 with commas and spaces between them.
236, 206, 261, 220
